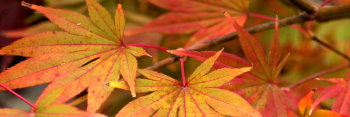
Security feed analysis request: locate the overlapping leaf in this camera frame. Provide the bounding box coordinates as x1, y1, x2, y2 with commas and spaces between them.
109, 51, 261, 117
127, 0, 249, 48
313, 77, 350, 116
298, 90, 348, 117
0, 84, 105, 117
170, 13, 294, 116
0, 0, 148, 112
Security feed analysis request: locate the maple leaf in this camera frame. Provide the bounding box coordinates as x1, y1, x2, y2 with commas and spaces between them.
298, 89, 349, 117
0, 0, 148, 112
109, 51, 261, 117
313, 77, 350, 116
170, 13, 294, 116
223, 12, 295, 117
0, 83, 105, 117
127, 0, 249, 48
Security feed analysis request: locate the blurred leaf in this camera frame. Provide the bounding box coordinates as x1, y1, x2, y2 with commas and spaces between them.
128, 0, 249, 48
298, 90, 348, 117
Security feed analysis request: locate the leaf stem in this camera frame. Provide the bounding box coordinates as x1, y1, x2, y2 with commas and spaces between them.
180, 58, 187, 86
0, 83, 36, 109
128, 44, 169, 51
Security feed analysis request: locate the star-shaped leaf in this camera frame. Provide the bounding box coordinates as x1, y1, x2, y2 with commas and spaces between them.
109, 51, 261, 117
0, 0, 148, 112
169, 13, 294, 117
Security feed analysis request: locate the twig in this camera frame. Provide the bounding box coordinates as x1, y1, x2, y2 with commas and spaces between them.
286, 64, 349, 89
144, 3, 350, 71
289, 0, 318, 14
311, 36, 350, 62
0, 83, 36, 109
145, 56, 179, 70
144, 13, 312, 70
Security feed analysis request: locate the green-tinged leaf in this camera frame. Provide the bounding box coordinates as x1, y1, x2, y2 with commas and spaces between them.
115, 4, 125, 39
187, 49, 222, 81
36, 104, 105, 117
0, 104, 106, 117
86, 0, 117, 39
118, 49, 138, 97
0, 1, 148, 112
0, 31, 115, 57
25, 3, 116, 41
0, 109, 29, 117
110, 51, 260, 117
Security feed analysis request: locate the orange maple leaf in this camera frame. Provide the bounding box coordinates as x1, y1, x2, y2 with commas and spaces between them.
0, 0, 148, 112
169, 12, 294, 116
109, 51, 261, 117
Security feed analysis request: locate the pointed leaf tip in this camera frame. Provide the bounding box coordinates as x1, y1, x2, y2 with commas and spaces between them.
299, 89, 316, 116
118, 4, 122, 9
131, 91, 136, 97
21, 1, 32, 8
240, 67, 253, 73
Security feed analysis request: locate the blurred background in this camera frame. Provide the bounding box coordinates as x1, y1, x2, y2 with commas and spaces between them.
0, 0, 349, 116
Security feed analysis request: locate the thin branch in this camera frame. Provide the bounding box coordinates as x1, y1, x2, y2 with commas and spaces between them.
145, 56, 179, 70
0, 83, 36, 109
248, 13, 308, 36
286, 64, 349, 89
144, 3, 350, 72
144, 12, 311, 70
311, 36, 350, 62
289, 0, 318, 14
